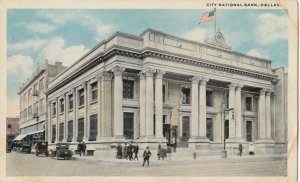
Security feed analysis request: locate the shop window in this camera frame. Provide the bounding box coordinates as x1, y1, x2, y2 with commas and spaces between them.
78, 89, 84, 106
77, 118, 84, 142
181, 87, 191, 104
60, 99, 64, 113
51, 125, 56, 143
123, 80, 134, 99
206, 91, 214, 107
67, 120, 73, 142
89, 114, 97, 141
59, 123, 64, 142
206, 118, 214, 141
69, 94, 73, 110
245, 97, 253, 111
91, 82, 98, 102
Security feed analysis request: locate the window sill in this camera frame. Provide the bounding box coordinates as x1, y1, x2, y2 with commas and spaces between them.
60, 112, 64, 115
78, 105, 84, 109
52, 115, 57, 118
69, 109, 74, 112
90, 100, 97, 105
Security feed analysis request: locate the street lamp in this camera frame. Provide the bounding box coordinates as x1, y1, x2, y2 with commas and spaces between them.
222, 107, 234, 159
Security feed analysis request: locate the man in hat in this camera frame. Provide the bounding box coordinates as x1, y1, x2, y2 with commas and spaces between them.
142, 147, 152, 167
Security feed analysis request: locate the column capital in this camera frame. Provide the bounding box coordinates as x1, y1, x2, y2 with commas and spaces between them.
266, 89, 274, 96
143, 67, 156, 77
189, 76, 201, 84
228, 83, 237, 90
139, 72, 146, 80
200, 77, 209, 85
155, 69, 166, 79
99, 71, 113, 81
236, 84, 244, 91
112, 66, 125, 76
260, 88, 267, 95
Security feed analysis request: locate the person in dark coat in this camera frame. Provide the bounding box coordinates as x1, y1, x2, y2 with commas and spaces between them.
128, 142, 133, 160
123, 143, 128, 159
238, 143, 243, 157
82, 141, 86, 156
157, 143, 161, 160
77, 141, 83, 157
142, 147, 152, 167
133, 143, 139, 161
116, 143, 123, 159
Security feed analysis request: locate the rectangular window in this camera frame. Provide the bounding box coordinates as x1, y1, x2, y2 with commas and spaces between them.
206, 118, 214, 141
69, 94, 74, 110
162, 84, 166, 102
77, 118, 84, 142
153, 114, 156, 136
34, 83, 38, 93
89, 114, 97, 141
40, 99, 44, 114
59, 123, 64, 142
60, 99, 64, 113
7, 124, 11, 129
52, 102, 56, 116
24, 109, 27, 120
79, 89, 84, 106
28, 106, 32, 118
182, 116, 190, 141
67, 120, 73, 142
123, 80, 134, 99
245, 97, 253, 111
206, 91, 214, 107
181, 87, 191, 104
51, 125, 56, 143
28, 88, 32, 102
39, 78, 44, 91
91, 82, 98, 102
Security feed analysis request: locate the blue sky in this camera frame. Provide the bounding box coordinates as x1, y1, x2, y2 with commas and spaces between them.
7, 9, 288, 116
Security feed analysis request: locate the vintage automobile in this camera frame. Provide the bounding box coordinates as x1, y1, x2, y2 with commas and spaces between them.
51, 143, 73, 160
35, 141, 49, 156
20, 143, 32, 153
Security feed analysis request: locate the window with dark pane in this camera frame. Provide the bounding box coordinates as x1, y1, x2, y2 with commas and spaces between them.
123, 112, 134, 139
245, 97, 253, 111
153, 114, 156, 136
89, 114, 97, 141
79, 89, 84, 106
206, 118, 214, 141
182, 116, 190, 141
77, 118, 84, 142
162, 84, 166, 102
206, 91, 213, 107
69, 94, 73, 110
7, 124, 11, 129
181, 87, 190, 104
123, 80, 134, 99
52, 102, 56, 116
91, 82, 97, 102
59, 123, 64, 141
67, 120, 73, 142
51, 125, 56, 143
60, 99, 64, 113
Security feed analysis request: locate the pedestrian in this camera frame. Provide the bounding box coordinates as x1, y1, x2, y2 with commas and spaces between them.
123, 143, 128, 159
142, 147, 152, 167
128, 141, 134, 160
157, 142, 161, 160
238, 143, 243, 157
133, 143, 139, 161
77, 141, 83, 157
116, 143, 123, 159
171, 137, 177, 153
248, 143, 255, 155
160, 143, 167, 160
82, 141, 86, 156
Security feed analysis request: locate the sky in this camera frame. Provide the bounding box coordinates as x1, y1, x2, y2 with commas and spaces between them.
6, 9, 288, 117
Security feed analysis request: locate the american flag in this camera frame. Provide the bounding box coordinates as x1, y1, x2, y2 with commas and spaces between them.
199, 9, 215, 24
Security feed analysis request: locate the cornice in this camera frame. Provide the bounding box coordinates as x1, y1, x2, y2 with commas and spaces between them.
46, 46, 279, 95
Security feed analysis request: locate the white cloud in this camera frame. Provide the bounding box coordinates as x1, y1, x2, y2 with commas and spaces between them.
25, 22, 56, 33
256, 13, 288, 44
9, 39, 46, 51
40, 37, 89, 66
182, 28, 211, 43
7, 55, 34, 79
246, 49, 269, 59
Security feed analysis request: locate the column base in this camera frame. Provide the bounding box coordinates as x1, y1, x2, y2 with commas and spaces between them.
188, 136, 210, 143
255, 139, 275, 155
226, 137, 245, 143
256, 138, 274, 144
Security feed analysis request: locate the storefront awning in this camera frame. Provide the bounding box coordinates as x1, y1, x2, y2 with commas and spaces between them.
13, 134, 27, 141
26, 130, 44, 136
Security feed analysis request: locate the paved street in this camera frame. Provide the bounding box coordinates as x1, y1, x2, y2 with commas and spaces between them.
6, 151, 287, 176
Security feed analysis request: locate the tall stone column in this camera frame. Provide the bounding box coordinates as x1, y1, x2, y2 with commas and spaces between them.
235, 84, 243, 139
55, 97, 59, 143
155, 70, 165, 139
189, 76, 200, 141
72, 88, 77, 143
47, 101, 51, 142
96, 76, 102, 140
83, 82, 88, 141
228, 83, 236, 139
144, 68, 155, 138
63, 93, 67, 142
266, 90, 272, 139
112, 66, 125, 139
100, 72, 113, 139
139, 72, 146, 138
199, 78, 209, 141
258, 89, 266, 139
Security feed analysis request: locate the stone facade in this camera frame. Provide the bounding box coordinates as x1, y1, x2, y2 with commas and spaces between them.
17, 61, 66, 143
45, 29, 287, 154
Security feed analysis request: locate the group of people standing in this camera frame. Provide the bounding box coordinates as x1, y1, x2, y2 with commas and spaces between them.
116, 141, 139, 160
77, 141, 86, 157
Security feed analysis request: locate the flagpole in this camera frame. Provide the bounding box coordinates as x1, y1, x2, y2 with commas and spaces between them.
214, 8, 217, 33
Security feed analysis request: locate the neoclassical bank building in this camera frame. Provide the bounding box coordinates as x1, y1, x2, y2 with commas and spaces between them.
46, 29, 287, 154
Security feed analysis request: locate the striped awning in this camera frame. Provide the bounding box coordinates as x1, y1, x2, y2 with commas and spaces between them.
13, 134, 27, 141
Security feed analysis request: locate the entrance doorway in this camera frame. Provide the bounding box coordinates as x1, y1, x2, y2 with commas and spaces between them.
123, 112, 134, 139
181, 116, 190, 142
246, 121, 253, 142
